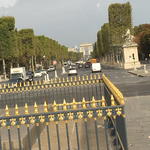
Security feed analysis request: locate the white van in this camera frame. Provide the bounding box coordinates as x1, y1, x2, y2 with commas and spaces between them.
91, 63, 101, 73
10, 67, 27, 81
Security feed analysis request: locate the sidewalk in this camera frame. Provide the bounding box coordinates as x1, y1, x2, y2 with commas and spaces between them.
128, 64, 150, 77
125, 95, 150, 150
128, 69, 150, 77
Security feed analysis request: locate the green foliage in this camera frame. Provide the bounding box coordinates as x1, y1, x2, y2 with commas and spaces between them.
97, 30, 104, 56
67, 51, 83, 62
134, 24, 150, 59
0, 16, 16, 59
0, 16, 73, 72
101, 23, 110, 54
108, 2, 132, 45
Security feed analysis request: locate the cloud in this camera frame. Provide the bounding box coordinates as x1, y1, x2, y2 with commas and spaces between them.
0, 0, 18, 8
96, 2, 100, 8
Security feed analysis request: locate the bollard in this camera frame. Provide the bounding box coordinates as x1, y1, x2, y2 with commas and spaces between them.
62, 66, 67, 74
55, 70, 58, 78
144, 64, 148, 74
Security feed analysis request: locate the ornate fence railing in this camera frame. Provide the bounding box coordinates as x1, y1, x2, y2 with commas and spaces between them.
0, 74, 128, 150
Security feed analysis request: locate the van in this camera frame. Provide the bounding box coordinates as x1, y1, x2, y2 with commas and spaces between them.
91, 63, 101, 73
10, 67, 27, 81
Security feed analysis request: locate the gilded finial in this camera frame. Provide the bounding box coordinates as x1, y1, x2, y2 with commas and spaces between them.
91, 96, 96, 108
78, 76, 80, 81
111, 95, 116, 106
101, 96, 106, 107
34, 102, 38, 113
90, 75, 93, 80
86, 75, 88, 80
72, 98, 77, 109
82, 76, 85, 81
63, 99, 67, 110
53, 100, 57, 111
5, 105, 10, 116
74, 76, 77, 82
44, 101, 48, 113
82, 97, 86, 108
25, 103, 29, 114
15, 104, 19, 115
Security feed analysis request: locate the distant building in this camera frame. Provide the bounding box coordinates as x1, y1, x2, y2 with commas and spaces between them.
68, 47, 78, 53
79, 43, 93, 60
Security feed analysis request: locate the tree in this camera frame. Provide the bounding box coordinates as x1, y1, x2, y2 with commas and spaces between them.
17, 29, 35, 69
108, 2, 132, 46
0, 16, 16, 77
101, 23, 111, 54
134, 24, 150, 60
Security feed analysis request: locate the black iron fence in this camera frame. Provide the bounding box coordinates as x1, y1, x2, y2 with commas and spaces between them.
0, 74, 102, 108
0, 74, 128, 150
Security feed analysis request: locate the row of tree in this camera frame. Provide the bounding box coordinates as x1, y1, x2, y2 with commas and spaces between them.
0, 16, 82, 75
92, 2, 150, 61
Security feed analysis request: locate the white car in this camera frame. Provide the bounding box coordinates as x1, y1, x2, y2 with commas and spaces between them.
91, 63, 102, 73
40, 70, 47, 75
47, 66, 55, 72
34, 70, 42, 77
68, 67, 78, 76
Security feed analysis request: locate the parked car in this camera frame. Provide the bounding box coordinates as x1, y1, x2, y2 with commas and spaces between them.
34, 70, 42, 77
47, 66, 55, 72
68, 67, 78, 76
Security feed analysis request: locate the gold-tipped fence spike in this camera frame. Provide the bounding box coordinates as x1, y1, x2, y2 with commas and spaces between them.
82, 97, 86, 108
5, 105, 10, 117
78, 76, 80, 81
34, 102, 39, 113
86, 75, 88, 80
111, 95, 116, 106
25, 103, 29, 114
15, 104, 19, 115
72, 98, 77, 109
94, 74, 97, 79
92, 96, 96, 108
74, 76, 77, 81
82, 76, 85, 81
44, 101, 48, 113
101, 96, 106, 107
90, 75, 93, 80
63, 99, 67, 110
53, 100, 57, 111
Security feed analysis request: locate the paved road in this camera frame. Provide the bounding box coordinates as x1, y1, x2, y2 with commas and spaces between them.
102, 65, 150, 97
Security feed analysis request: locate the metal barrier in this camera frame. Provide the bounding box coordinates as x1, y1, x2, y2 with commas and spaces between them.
0, 74, 128, 150
0, 74, 101, 93
0, 96, 126, 150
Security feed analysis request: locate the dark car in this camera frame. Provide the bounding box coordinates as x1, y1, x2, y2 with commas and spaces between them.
78, 63, 83, 68
85, 62, 91, 68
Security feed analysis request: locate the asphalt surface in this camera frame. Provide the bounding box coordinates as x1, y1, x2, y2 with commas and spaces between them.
101, 65, 150, 97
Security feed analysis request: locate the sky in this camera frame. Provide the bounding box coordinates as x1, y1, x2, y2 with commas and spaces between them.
0, 0, 149, 47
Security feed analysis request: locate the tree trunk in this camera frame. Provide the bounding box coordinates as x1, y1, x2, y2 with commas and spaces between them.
3, 59, 6, 79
